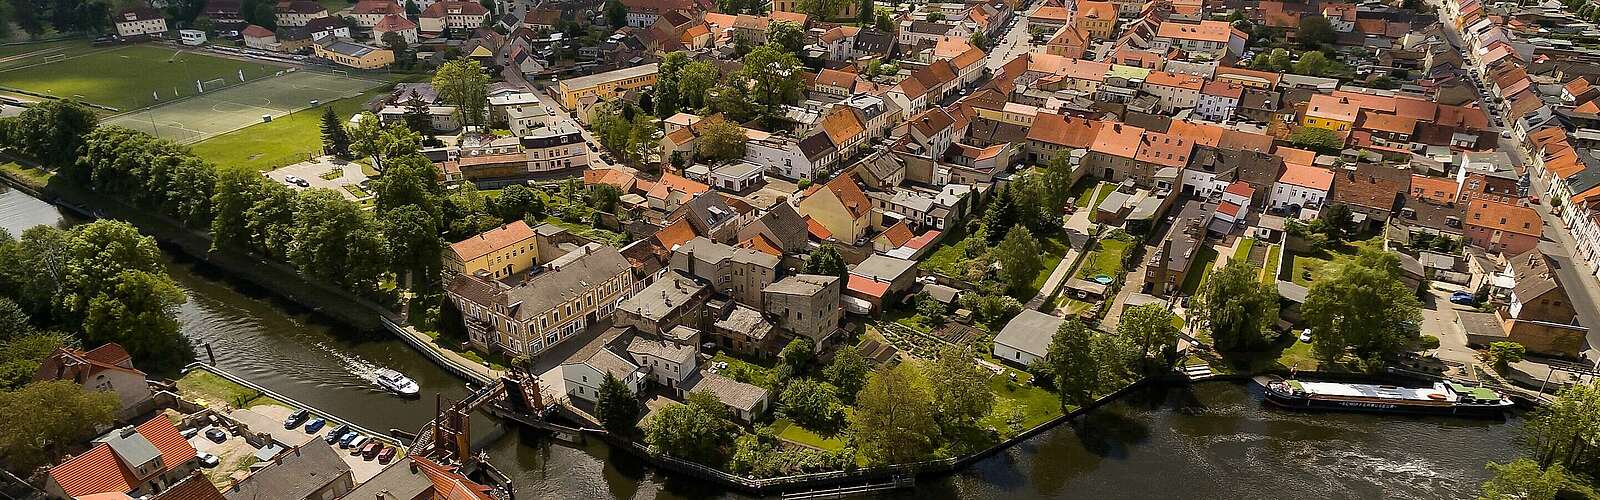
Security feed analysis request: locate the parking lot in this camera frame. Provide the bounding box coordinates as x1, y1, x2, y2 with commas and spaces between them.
185, 403, 395, 486
263, 157, 372, 201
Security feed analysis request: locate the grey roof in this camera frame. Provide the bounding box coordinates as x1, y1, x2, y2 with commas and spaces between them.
626, 336, 696, 365
446, 244, 631, 321
322, 40, 379, 57
1276, 281, 1308, 303
798, 133, 838, 161
95, 428, 162, 468
343, 457, 434, 500
732, 247, 780, 268
853, 29, 894, 54
713, 161, 762, 179
850, 254, 917, 282
714, 303, 773, 340
1509, 250, 1561, 300
617, 271, 707, 321
224, 441, 350, 500
765, 274, 839, 296
994, 309, 1064, 358
683, 372, 768, 412
575, 346, 641, 380
909, 20, 953, 34
920, 283, 961, 304
1455, 310, 1507, 338
682, 192, 737, 235
750, 204, 807, 251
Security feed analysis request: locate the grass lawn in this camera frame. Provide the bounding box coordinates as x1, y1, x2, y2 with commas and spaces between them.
188, 89, 387, 172
979, 375, 1063, 435
1177, 246, 1219, 296
0, 45, 279, 109
771, 419, 846, 451
1070, 179, 1106, 208
1062, 298, 1094, 316
1020, 233, 1072, 300
921, 223, 975, 276
710, 352, 778, 390
1262, 244, 1282, 283
1232, 238, 1256, 263
0, 40, 103, 71
177, 370, 263, 407
1077, 237, 1131, 279
0, 162, 54, 189
1287, 236, 1383, 286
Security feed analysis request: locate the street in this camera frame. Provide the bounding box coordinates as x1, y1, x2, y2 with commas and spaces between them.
986, 10, 1034, 70
1430, 2, 1600, 361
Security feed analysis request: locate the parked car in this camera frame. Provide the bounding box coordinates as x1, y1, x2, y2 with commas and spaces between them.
1450, 291, 1476, 306
377, 446, 397, 464
346, 435, 369, 451
197, 452, 220, 468
1299, 329, 1312, 343
283, 409, 310, 429
283, 175, 310, 187
303, 417, 326, 433
339, 432, 363, 448
205, 428, 228, 443
1501, 130, 1512, 139
181, 428, 199, 439
361, 442, 382, 460
325, 425, 351, 444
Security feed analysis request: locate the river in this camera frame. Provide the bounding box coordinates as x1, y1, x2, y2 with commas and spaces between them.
2, 185, 1527, 499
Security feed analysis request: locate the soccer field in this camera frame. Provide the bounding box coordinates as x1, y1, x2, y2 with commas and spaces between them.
0, 44, 282, 110
104, 70, 385, 145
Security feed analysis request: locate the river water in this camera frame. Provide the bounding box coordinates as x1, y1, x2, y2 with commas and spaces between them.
2, 185, 1527, 499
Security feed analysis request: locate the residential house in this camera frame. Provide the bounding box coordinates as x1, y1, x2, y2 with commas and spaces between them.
614, 271, 710, 336
621, 0, 696, 27
763, 274, 842, 349
343, 456, 498, 500
419, 1, 490, 36
33, 343, 151, 416
1147, 199, 1214, 296
222, 441, 352, 500
349, 0, 405, 28
445, 243, 634, 358
1196, 81, 1243, 122
681, 372, 770, 422
746, 134, 833, 182
273, 0, 327, 27
114, 8, 167, 38
737, 203, 809, 255
626, 327, 700, 393
1142, 70, 1206, 112
1028, 6, 1073, 32
1153, 20, 1246, 59
844, 255, 918, 314
1330, 164, 1411, 230
45, 417, 197, 499
1465, 199, 1542, 255
670, 237, 779, 308
242, 24, 277, 50
1301, 94, 1358, 135
797, 174, 872, 244
1269, 162, 1335, 213
445, 220, 541, 279
1490, 250, 1588, 357
372, 14, 419, 45
562, 337, 646, 403
993, 310, 1063, 366
1084, 122, 1144, 183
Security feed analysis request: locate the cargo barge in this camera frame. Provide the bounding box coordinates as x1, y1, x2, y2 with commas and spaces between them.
1255, 376, 1513, 417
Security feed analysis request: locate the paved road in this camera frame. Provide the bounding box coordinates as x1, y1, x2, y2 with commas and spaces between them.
986, 9, 1034, 70
1430, 6, 1600, 361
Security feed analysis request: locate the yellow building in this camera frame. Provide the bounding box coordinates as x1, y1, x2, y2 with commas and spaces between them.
772, 0, 856, 20
1300, 94, 1357, 133
558, 63, 659, 110
313, 40, 395, 69
1076, 1, 1119, 40
446, 220, 539, 279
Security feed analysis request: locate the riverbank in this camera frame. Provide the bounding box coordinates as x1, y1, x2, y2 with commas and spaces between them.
0, 159, 394, 331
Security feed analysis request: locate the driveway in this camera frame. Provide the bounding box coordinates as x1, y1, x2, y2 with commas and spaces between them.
264, 157, 371, 201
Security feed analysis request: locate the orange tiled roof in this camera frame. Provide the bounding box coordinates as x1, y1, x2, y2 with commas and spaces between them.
819, 107, 865, 147
1090, 122, 1144, 159
49, 417, 196, 497
1167, 120, 1224, 147
1156, 19, 1234, 42
1278, 162, 1333, 190
655, 218, 698, 249
740, 234, 783, 256
1144, 70, 1204, 91
449, 221, 535, 262
1306, 94, 1359, 123
1134, 130, 1193, 168
1027, 112, 1103, 148
1467, 199, 1541, 237
1410, 174, 1459, 204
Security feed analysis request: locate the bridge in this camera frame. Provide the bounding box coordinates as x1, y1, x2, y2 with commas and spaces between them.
407, 367, 582, 463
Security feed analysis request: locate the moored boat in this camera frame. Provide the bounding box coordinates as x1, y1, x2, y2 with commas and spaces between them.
1256, 376, 1513, 418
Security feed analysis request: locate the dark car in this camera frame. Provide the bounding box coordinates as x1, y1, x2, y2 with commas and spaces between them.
377, 446, 397, 464
361, 442, 383, 461
204, 428, 228, 443
325, 425, 352, 444
283, 409, 310, 429
1449, 291, 1476, 306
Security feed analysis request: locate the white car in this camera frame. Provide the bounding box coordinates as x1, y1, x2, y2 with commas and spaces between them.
1501, 130, 1512, 139
1299, 329, 1312, 343
197, 452, 220, 468
283, 175, 309, 187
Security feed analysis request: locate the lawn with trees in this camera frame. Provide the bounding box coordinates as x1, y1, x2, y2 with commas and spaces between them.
189, 87, 393, 172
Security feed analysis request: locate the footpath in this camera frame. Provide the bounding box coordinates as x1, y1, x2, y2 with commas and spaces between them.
1026, 187, 1100, 311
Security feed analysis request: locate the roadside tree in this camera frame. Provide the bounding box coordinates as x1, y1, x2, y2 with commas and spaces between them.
1191, 260, 1278, 352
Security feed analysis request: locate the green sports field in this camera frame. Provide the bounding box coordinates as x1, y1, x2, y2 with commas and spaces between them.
0, 44, 283, 111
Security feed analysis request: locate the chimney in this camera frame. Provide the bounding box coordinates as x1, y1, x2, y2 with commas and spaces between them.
409, 458, 419, 473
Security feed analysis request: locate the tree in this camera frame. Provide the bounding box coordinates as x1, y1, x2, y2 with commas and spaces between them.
915, 292, 946, 325
1303, 250, 1422, 365
1480, 459, 1564, 500
81, 270, 192, 372
1297, 17, 1336, 49
646, 390, 739, 464
1191, 260, 1279, 352
380, 205, 440, 288
252, 1, 275, 29
710, 75, 758, 123
800, 0, 847, 20
1288, 126, 1344, 152
596, 372, 641, 433
589, 184, 621, 214
804, 245, 848, 278
9, 99, 97, 168
1485, 341, 1526, 373
779, 378, 845, 431
1293, 50, 1333, 76
348, 112, 423, 170
320, 107, 351, 159
823, 345, 868, 402
372, 154, 443, 217
654, 51, 689, 117
984, 185, 1017, 245
381, 31, 407, 54
992, 226, 1042, 295
1523, 381, 1600, 471
288, 189, 392, 294
1039, 150, 1075, 216
778, 337, 816, 381
1047, 319, 1100, 408
857, 0, 872, 25
767, 20, 805, 55
433, 58, 490, 128
850, 363, 939, 464
1116, 303, 1180, 364
927, 11, 945, 21
604, 0, 625, 27
875, 9, 893, 31
969, 32, 988, 49
926, 345, 994, 429
404, 0, 419, 15
739, 44, 803, 127
0, 381, 119, 474
495, 184, 544, 222
0, 332, 72, 390
677, 60, 719, 112
696, 115, 747, 162
0, 297, 31, 340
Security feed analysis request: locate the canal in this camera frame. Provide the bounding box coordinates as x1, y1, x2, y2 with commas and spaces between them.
2, 185, 1527, 499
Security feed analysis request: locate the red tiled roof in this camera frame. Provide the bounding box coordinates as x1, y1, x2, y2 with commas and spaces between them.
449, 221, 534, 262
846, 274, 891, 298
1278, 162, 1333, 190
904, 229, 940, 250
373, 13, 417, 31
49, 418, 195, 497
655, 218, 699, 249
1467, 199, 1541, 237
1224, 180, 1254, 198
1217, 201, 1241, 217
242, 24, 273, 38
804, 215, 833, 240
878, 220, 914, 247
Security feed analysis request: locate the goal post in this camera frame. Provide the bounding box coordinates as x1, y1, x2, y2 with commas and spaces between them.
199, 77, 226, 93
41, 53, 67, 64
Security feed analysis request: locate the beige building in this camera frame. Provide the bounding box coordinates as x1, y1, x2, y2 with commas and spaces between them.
314, 40, 394, 69
446, 242, 635, 357
763, 274, 841, 350
446, 220, 542, 279
114, 8, 167, 38
33, 343, 152, 417
558, 63, 659, 110
670, 237, 779, 308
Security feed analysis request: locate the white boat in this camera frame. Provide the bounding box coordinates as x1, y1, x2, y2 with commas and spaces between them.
375, 368, 419, 397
